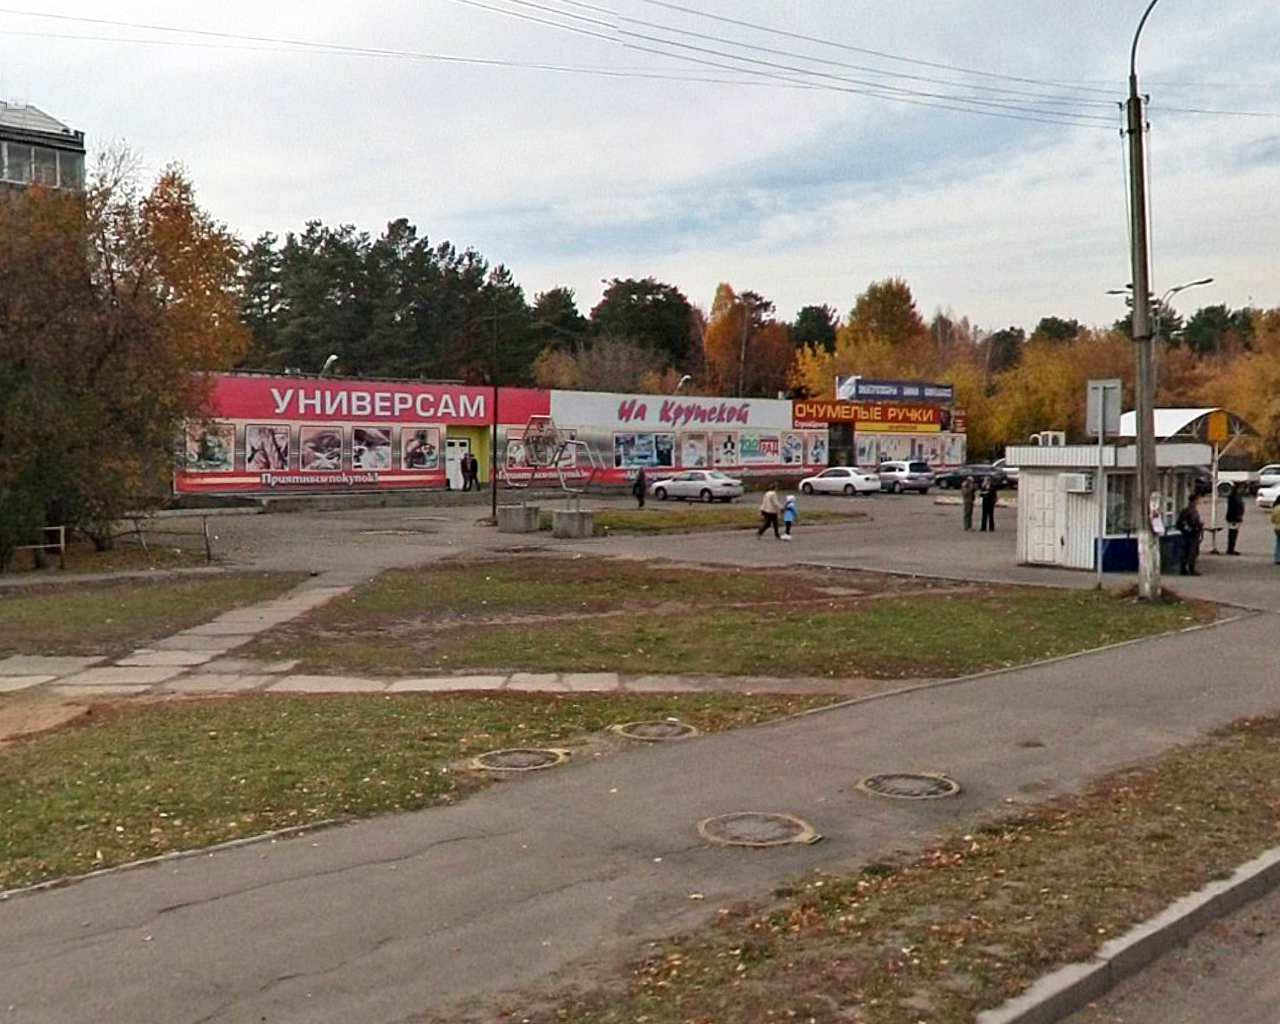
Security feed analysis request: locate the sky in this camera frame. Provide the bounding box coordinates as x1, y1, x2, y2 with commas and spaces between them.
4, 1, 1279, 334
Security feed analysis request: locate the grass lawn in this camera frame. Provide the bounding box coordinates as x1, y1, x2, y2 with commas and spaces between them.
0, 572, 306, 657
0, 690, 838, 891
243, 556, 1218, 679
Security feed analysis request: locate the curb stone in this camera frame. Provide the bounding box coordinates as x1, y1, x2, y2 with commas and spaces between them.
977, 846, 1280, 1024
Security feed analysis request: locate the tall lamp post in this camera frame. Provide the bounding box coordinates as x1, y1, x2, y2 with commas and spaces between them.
1125, 0, 1163, 601
1109, 277, 1214, 389
490, 308, 499, 523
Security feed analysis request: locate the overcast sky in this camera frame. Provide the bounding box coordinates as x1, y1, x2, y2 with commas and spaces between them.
4, 1, 1279, 333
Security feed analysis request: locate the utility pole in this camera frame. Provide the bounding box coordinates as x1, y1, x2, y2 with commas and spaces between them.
1126, 0, 1162, 601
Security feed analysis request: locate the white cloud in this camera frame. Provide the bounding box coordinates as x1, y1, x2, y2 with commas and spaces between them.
6, 1, 1280, 331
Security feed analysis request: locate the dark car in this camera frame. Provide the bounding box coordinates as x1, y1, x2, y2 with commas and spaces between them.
935, 463, 1009, 490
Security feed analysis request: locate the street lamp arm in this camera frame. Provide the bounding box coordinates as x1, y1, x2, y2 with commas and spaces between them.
1130, 0, 1162, 79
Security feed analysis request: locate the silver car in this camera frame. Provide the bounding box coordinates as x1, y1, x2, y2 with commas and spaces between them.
876, 460, 935, 494
649, 470, 744, 503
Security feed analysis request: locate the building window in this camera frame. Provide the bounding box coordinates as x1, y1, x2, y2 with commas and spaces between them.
58, 150, 85, 190
1105, 473, 1136, 534
2, 142, 33, 184
32, 146, 58, 186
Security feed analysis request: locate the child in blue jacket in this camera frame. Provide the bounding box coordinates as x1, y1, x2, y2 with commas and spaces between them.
782, 495, 798, 540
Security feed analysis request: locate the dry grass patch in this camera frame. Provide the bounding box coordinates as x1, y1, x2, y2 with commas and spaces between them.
244, 556, 1217, 679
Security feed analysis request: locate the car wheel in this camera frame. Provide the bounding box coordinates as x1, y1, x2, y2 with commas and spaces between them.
801, 482, 814, 495
919, 487, 929, 495
700, 489, 714, 503
654, 487, 668, 501
891, 481, 903, 494
843, 483, 854, 495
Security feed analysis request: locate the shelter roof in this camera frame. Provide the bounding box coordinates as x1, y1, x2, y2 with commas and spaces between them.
1116, 407, 1256, 441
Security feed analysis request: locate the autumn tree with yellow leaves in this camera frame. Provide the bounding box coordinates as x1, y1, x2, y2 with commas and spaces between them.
0, 154, 248, 562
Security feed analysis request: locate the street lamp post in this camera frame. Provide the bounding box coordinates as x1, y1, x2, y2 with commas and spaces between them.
1125, 0, 1162, 601
1109, 277, 1214, 389
490, 309, 499, 523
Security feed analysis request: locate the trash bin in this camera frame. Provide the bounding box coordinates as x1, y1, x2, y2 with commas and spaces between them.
1159, 533, 1184, 572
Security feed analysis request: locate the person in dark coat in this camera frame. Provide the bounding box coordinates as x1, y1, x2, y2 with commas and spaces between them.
1226, 482, 1245, 554
960, 475, 977, 531
632, 468, 647, 508
979, 477, 997, 532
1175, 492, 1205, 574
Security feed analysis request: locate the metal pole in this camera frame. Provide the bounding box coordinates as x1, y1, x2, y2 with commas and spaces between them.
491, 310, 499, 523
1127, 0, 1162, 600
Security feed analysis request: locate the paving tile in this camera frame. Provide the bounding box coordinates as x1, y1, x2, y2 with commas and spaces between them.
55, 666, 185, 687
562, 672, 621, 692
115, 650, 218, 668
0, 654, 104, 676
267, 675, 387, 693
387, 675, 509, 692
506, 673, 565, 691
197, 657, 299, 675
164, 674, 278, 693
147, 634, 257, 653
619, 675, 702, 693
0, 676, 55, 693
51, 684, 154, 698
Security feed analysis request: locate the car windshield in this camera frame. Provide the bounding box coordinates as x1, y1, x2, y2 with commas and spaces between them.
707, 471, 733, 481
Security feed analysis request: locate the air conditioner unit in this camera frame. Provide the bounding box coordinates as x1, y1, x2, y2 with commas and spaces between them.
1060, 472, 1093, 493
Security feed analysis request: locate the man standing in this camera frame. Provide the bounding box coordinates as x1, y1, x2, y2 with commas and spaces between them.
632, 468, 647, 508
467, 453, 481, 491
756, 486, 782, 539
1226, 482, 1245, 554
979, 478, 997, 532
960, 475, 977, 531
1175, 492, 1205, 575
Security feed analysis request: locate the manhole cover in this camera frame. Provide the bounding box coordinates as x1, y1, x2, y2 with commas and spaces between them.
610, 720, 699, 742
697, 812, 821, 848
471, 748, 570, 772
856, 773, 961, 800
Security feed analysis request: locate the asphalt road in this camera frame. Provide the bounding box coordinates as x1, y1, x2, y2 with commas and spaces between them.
2, 490, 1278, 1024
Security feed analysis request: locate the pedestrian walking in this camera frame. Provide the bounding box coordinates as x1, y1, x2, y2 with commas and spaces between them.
960, 475, 977, 531
468, 453, 481, 490
757, 486, 782, 539
460, 451, 473, 491
1175, 492, 1205, 575
632, 468, 647, 508
1226, 482, 1244, 554
782, 494, 798, 540
1271, 501, 1280, 564
979, 478, 997, 532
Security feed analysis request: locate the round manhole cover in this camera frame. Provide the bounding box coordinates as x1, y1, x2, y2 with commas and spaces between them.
610, 720, 699, 742
856, 773, 961, 800
471, 748, 570, 772
697, 812, 821, 848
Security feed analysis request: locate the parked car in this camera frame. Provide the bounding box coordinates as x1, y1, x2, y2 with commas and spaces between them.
649, 469, 743, 503
1256, 482, 1280, 510
934, 464, 1009, 490
992, 457, 1020, 488
876, 460, 935, 494
799, 466, 880, 496
1257, 464, 1280, 489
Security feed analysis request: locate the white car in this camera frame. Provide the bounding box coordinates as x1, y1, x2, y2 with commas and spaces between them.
799, 466, 880, 496
1256, 482, 1280, 510
649, 469, 744, 503
1257, 464, 1280, 489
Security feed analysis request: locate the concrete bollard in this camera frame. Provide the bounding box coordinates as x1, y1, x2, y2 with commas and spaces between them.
496, 504, 541, 533
552, 509, 594, 538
